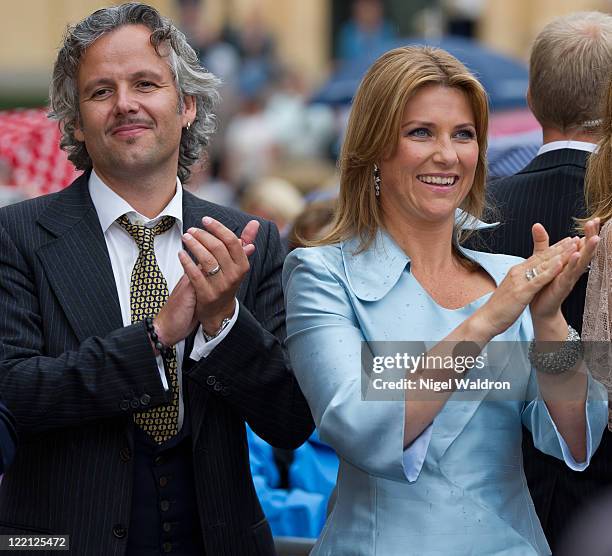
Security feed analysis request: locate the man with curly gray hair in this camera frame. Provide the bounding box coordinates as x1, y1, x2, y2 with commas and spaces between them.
0, 3, 313, 555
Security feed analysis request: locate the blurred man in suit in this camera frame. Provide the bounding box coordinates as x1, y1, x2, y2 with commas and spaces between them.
473, 11, 612, 552
0, 4, 313, 555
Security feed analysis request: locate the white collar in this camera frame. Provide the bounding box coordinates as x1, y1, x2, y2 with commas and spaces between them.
88, 169, 184, 232
537, 140, 597, 156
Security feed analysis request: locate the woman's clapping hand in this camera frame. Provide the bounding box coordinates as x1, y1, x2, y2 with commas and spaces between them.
472, 221, 600, 340
530, 219, 600, 324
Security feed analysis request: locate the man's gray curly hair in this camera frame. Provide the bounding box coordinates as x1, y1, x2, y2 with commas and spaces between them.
49, 2, 220, 183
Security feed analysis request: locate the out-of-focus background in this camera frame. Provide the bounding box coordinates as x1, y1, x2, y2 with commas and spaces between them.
1, 0, 610, 212
0, 0, 610, 547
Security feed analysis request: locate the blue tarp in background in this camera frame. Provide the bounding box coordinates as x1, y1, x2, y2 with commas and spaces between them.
247, 426, 339, 537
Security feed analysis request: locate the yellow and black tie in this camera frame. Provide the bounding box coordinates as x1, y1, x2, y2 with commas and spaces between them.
116, 215, 179, 444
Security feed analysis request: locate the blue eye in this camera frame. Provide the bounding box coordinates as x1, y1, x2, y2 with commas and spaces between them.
455, 129, 476, 140
408, 128, 431, 138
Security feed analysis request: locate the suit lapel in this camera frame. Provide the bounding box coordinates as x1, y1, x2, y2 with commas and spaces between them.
181, 190, 241, 235
35, 173, 123, 342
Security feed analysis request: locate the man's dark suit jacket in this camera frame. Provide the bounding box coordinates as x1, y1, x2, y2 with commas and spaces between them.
0, 173, 314, 555
471, 148, 612, 552
474, 148, 589, 333
0, 400, 16, 475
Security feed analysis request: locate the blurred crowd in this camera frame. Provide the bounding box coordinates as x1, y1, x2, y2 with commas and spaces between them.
176, 0, 340, 239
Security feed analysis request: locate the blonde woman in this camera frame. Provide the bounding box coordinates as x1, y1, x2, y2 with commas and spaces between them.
582, 78, 612, 344
282, 47, 607, 555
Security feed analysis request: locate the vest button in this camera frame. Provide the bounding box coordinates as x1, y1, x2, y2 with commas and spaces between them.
162, 542, 172, 553
112, 525, 126, 538
154, 455, 164, 465
119, 447, 131, 462
160, 500, 170, 512
162, 521, 172, 533
159, 476, 168, 487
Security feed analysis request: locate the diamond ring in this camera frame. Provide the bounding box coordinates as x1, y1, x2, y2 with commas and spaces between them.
525, 267, 539, 281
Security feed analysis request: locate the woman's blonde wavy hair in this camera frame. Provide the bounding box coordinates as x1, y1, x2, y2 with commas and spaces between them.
312, 46, 489, 252
579, 77, 612, 230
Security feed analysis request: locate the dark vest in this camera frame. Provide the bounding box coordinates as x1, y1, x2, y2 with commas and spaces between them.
126, 412, 205, 556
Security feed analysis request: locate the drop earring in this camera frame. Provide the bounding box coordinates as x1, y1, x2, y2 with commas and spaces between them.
373, 164, 381, 197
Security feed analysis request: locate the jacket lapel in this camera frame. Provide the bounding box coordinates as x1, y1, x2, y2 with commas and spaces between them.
35, 173, 123, 342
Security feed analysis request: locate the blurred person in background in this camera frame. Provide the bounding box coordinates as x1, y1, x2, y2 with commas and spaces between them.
471, 12, 612, 552
475, 12, 612, 334
176, 0, 241, 84
183, 155, 238, 208
175, 0, 242, 177
224, 66, 279, 190
0, 4, 313, 554
283, 45, 606, 555
288, 198, 337, 251
264, 69, 336, 163
337, 0, 397, 63
579, 77, 612, 519
581, 76, 612, 346
240, 177, 305, 238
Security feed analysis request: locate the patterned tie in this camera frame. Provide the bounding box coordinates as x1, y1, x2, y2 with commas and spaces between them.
116, 215, 179, 444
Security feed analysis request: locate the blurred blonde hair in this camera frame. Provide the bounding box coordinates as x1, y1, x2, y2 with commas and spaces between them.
241, 177, 305, 226
578, 77, 612, 230
312, 46, 489, 252
529, 12, 612, 132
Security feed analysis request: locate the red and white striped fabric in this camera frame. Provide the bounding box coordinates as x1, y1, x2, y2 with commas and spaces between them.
0, 107, 81, 197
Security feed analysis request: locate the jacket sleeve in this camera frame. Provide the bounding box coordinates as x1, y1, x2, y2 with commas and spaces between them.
183, 220, 314, 449
522, 371, 608, 470
0, 221, 168, 438
283, 247, 411, 482
521, 310, 608, 470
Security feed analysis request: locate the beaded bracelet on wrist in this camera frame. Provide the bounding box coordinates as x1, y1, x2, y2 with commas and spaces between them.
144, 317, 172, 359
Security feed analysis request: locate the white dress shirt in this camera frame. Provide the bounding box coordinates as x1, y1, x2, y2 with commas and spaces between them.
89, 170, 238, 429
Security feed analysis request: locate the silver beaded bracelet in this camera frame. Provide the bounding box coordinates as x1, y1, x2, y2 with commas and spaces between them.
528, 325, 583, 375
